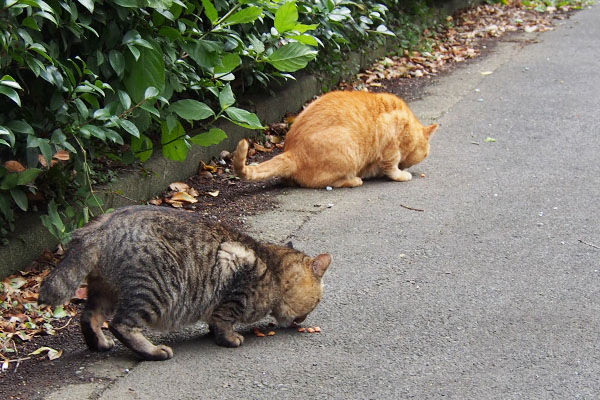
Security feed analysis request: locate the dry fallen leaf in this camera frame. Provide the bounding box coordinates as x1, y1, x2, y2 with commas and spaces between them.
201, 161, 219, 173
207, 190, 220, 198
170, 191, 198, 204
53, 150, 70, 161
29, 346, 62, 361
253, 327, 265, 337
4, 160, 25, 172
148, 198, 163, 206
169, 182, 190, 192
165, 199, 184, 208
253, 143, 272, 153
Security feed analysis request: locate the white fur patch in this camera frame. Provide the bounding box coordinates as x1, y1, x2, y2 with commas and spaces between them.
218, 242, 256, 267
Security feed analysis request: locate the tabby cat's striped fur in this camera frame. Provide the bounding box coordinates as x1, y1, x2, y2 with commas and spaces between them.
39, 206, 331, 361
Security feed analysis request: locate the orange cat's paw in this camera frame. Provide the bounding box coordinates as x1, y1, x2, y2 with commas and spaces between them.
389, 170, 412, 182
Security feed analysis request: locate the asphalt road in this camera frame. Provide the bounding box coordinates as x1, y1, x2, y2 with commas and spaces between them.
47, 5, 599, 399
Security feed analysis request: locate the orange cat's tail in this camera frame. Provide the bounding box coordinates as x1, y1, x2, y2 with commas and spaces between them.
233, 139, 296, 181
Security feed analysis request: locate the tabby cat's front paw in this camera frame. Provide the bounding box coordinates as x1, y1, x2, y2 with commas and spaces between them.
215, 332, 245, 348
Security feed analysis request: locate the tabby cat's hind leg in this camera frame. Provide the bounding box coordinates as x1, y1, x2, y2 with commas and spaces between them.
331, 176, 363, 188
81, 281, 115, 352
109, 315, 173, 361
81, 304, 114, 352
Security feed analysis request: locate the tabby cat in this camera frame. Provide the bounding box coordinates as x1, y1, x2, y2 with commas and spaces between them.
38, 205, 332, 361
234, 90, 437, 188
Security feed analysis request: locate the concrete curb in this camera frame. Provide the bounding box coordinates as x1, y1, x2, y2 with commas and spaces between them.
0, 0, 482, 278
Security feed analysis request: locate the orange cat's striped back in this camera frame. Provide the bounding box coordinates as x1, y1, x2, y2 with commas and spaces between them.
234, 90, 437, 188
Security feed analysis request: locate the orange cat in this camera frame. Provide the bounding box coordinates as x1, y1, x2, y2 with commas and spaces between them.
233, 90, 437, 188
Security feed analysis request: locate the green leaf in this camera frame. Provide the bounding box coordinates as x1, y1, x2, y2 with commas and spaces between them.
161, 120, 189, 161
113, 0, 138, 6
169, 100, 215, 121
0, 173, 19, 190
182, 41, 220, 70
222, 6, 262, 26
214, 53, 240, 75
118, 90, 132, 110
81, 125, 106, 141
127, 44, 140, 61
76, 0, 94, 13
37, 140, 53, 164
10, 189, 28, 211
124, 43, 165, 103
0, 126, 15, 147
131, 134, 153, 162
189, 128, 227, 147
144, 86, 160, 100
52, 306, 67, 319
266, 42, 318, 72
119, 120, 139, 138
201, 0, 218, 23
146, 0, 172, 9
104, 129, 124, 145
0, 193, 12, 220
248, 34, 265, 54
139, 102, 160, 117
287, 34, 319, 46
274, 1, 298, 33
6, 120, 33, 135
73, 98, 89, 119
0, 86, 21, 106
219, 84, 235, 110
109, 50, 125, 77
224, 107, 264, 129
158, 27, 181, 40
22, 16, 40, 31
290, 23, 318, 34
17, 168, 41, 185
1, 75, 23, 90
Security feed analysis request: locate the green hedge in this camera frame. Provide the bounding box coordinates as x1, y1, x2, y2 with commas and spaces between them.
0, 0, 436, 243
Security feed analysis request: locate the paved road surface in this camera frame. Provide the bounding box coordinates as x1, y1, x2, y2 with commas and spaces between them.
48, 5, 599, 399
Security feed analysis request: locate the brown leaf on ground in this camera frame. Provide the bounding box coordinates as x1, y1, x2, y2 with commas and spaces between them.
253, 143, 272, 153
165, 199, 184, 208
201, 161, 219, 173
168, 181, 190, 192
170, 191, 198, 204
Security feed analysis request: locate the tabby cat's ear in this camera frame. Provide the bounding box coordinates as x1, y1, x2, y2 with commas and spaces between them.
311, 254, 332, 278
423, 124, 438, 140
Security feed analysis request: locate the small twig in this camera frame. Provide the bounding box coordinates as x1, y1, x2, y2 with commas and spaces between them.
470, 141, 480, 145
578, 239, 600, 250
97, 189, 138, 204
12, 341, 20, 373
400, 204, 424, 212
55, 317, 73, 331
8, 357, 31, 363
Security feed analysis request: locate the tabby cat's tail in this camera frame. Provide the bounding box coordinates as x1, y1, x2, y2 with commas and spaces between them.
233, 139, 296, 181
38, 235, 100, 306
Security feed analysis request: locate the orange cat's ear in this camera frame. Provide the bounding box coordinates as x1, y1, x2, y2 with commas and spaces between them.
311, 254, 332, 278
423, 124, 438, 139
